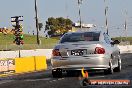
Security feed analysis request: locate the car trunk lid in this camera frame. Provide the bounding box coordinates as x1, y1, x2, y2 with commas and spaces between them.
55, 41, 103, 57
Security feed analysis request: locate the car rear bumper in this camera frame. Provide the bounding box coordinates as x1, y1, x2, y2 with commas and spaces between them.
51, 54, 111, 70
52, 64, 109, 71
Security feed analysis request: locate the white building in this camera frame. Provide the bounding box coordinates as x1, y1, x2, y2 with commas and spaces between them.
73, 23, 96, 28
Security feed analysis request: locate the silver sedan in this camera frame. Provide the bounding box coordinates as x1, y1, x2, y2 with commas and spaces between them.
51, 30, 121, 77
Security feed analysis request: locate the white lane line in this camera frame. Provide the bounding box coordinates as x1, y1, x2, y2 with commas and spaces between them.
61, 78, 64, 80
0, 80, 13, 85
24, 77, 65, 83
47, 78, 65, 83
49, 81, 53, 83
52, 80, 57, 82
58, 78, 62, 80
24, 78, 51, 82
89, 76, 105, 79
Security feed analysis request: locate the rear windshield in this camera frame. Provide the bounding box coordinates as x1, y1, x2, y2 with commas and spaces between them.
60, 32, 100, 43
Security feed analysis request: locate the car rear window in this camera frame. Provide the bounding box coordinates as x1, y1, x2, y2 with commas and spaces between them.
60, 32, 100, 43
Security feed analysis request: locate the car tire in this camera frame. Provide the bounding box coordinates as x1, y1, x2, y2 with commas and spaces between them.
114, 55, 121, 72
104, 61, 113, 75
52, 69, 62, 78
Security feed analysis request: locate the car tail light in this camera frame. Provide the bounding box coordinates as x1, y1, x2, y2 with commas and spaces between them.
94, 47, 105, 54
52, 49, 61, 56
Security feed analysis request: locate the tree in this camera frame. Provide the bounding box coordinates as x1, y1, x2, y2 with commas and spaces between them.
45, 17, 73, 36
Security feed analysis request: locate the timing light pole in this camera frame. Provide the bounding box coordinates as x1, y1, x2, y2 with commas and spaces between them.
104, 0, 109, 35
124, 10, 128, 42
78, 0, 83, 28
35, 0, 40, 45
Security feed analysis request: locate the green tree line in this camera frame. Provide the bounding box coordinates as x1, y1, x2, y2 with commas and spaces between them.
45, 17, 73, 36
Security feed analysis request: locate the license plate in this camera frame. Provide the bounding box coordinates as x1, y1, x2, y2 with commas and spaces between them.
71, 49, 87, 56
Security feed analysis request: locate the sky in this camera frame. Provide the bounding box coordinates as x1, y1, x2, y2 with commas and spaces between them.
0, 0, 132, 37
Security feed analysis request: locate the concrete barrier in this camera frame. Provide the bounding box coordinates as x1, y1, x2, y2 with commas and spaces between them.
15, 57, 35, 73
0, 58, 15, 75
0, 45, 132, 60
0, 49, 53, 59
35, 56, 47, 71
0, 56, 47, 76
117, 45, 132, 53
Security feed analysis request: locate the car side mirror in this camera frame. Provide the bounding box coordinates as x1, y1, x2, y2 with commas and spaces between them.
111, 40, 120, 45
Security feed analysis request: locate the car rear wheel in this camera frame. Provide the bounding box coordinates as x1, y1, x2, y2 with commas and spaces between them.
114, 55, 121, 72
52, 69, 62, 78
104, 61, 113, 75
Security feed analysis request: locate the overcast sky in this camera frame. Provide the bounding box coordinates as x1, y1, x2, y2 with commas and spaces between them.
0, 0, 132, 37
